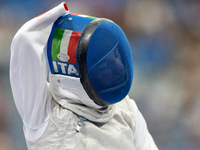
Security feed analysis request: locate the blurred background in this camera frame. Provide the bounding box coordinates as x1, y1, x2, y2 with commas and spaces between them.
0, 0, 200, 149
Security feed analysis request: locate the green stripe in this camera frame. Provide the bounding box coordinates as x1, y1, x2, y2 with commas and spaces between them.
51, 28, 65, 61
86, 16, 97, 19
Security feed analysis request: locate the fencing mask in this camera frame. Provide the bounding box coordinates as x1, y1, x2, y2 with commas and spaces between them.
47, 12, 133, 106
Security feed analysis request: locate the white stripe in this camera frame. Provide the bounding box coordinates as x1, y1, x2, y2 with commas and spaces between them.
78, 14, 89, 18
60, 30, 73, 54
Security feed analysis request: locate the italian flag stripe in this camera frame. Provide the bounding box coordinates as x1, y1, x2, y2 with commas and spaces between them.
60, 30, 73, 54
68, 31, 81, 63
51, 28, 81, 63
52, 28, 65, 61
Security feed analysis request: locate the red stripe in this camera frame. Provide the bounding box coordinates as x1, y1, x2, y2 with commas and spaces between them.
63, 3, 69, 11
68, 31, 81, 63
70, 13, 80, 16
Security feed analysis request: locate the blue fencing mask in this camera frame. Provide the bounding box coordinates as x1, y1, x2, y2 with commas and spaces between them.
47, 13, 133, 106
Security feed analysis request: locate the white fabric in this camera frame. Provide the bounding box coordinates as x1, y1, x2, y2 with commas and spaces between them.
10, 2, 69, 139
10, 2, 158, 150
131, 99, 158, 149
26, 96, 135, 150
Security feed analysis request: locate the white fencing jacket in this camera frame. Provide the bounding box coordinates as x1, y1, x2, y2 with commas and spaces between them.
10, 2, 158, 150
